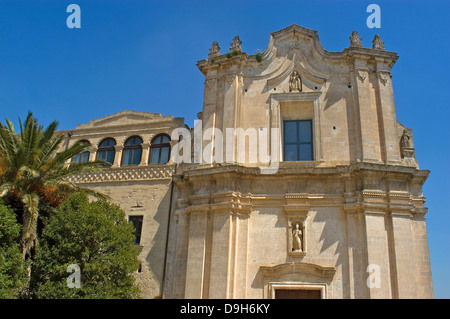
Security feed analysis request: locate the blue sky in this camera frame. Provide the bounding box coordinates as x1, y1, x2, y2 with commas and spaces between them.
0, 0, 448, 298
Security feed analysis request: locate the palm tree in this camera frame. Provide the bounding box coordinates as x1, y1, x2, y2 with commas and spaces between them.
0, 112, 108, 261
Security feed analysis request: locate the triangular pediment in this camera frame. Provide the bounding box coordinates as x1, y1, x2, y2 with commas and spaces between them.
75, 110, 167, 129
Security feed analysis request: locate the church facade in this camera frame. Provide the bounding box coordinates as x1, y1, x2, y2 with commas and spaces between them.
61, 25, 433, 299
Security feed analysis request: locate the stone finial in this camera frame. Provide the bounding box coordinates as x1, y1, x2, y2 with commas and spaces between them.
208, 41, 221, 58
230, 36, 242, 52
349, 30, 363, 48
372, 34, 385, 50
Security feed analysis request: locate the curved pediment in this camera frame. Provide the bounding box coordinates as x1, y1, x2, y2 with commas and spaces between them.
75, 110, 171, 129
260, 262, 336, 279
266, 52, 328, 90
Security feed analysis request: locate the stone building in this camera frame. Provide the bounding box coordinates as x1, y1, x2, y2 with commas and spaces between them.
62, 25, 433, 299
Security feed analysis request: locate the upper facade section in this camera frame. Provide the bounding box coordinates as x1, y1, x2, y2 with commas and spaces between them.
59, 111, 184, 183
196, 24, 418, 169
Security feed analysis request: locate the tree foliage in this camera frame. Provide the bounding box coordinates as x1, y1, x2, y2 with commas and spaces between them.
0, 201, 27, 298
30, 192, 141, 299
0, 112, 108, 260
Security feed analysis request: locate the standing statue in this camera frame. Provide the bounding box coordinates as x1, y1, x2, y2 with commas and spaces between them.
289, 70, 302, 92
292, 222, 303, 252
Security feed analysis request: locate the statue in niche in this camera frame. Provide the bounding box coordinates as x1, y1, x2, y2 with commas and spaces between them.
289, 70, 302, 92
400, 129, 412, 148
292, 222, 303, 252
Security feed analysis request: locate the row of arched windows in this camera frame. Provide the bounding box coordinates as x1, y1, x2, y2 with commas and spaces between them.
71, 134, 171, 166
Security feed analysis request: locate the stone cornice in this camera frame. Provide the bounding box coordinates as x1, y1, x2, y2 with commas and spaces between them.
68, 165, 175, 184
260, 262, 336, 279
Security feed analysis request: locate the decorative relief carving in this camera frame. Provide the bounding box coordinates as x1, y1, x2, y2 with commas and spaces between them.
377, 71, 390, 85
372, 34, 385, 50
208, 41, 221, 58
68, 166, 175, 184
204, 78, 217, 89
225, 74, 236, 86
349, 30, 363, 48
356, 69, 368, 83
230, 36, 242, 52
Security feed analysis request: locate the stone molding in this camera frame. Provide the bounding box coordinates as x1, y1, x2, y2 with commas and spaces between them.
260, 262, 336, 280
67, 165, 175, 184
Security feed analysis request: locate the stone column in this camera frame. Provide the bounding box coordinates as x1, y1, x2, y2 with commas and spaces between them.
344, 206, 367, 298
375, 59, 401, 164
352, 60, 382, 162
390, 210, 417, 298
184, 210, 209, 298
411, 211, 434, 298
363, 206, 393, 298
112, 145, 123, 167
140, 142, 151, 166
208, 210, 234, 298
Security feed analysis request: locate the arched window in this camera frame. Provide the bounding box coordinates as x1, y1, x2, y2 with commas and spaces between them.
97, 138, 116, 165
150, 134, 171, 164
72, 140, 90, 163
121, 136, 143, 166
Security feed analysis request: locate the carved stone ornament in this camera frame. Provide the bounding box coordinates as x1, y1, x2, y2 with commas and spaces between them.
230, 35, 242, 52
349, 30, 363, 48
289, 70, 302, 92
378, 71, 390, 85
225, 74, 236, 86
372, 34, 385, 50
208, 41, 221, 58
356, 69, 368, 83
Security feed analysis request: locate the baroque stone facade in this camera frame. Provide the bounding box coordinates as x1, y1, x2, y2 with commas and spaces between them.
61, 25, 433, 299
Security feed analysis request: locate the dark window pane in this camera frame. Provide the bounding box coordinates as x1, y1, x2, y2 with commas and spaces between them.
150, 148, 160, 164
284, 144, 298, 161
162, 135, 170, 144
160, 146, 170, 164
129, 216, 143, 245
283, 120, 313, 162
153, 136, 162, 144
126, 136, 143, 146
98, 151, 106, 161
298, 121, 312, 143
299, 143, 313, 161
80, 151, 89, 163
72, 154, 80, 163
100, 138, 116, 148
284, 121, 297, 143
106, 151, 115, 164
131, 149, 142, 165
122, 149, 131, 166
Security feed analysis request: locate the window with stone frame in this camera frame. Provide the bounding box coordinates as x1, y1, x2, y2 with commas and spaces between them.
121, 136, 143, 166
283, 120, 313, 161
149, 134, 171, 164
72, 140, 90, 163
97, 137, 116, 165
128, 215, 143, 245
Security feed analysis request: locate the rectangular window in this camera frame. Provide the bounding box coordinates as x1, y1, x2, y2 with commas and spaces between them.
129, 216, 143, 245
283, 120, 313, 161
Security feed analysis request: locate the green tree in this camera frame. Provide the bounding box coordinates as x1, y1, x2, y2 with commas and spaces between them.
0, 201, 27, 298
0, 112, 107, 261
30, 192, 141, 299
